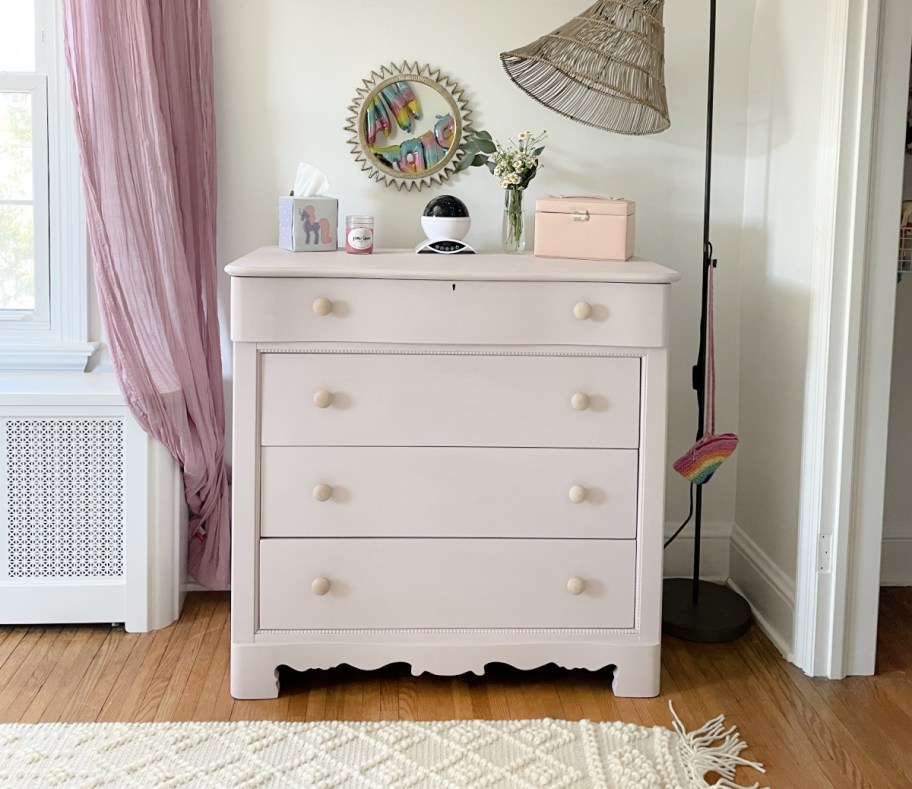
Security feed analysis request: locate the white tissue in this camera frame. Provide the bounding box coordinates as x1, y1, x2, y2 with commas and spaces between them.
292, 162, 330, 197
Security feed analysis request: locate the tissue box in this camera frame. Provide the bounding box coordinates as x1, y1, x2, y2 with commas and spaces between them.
534, 196, 635, 261
278, 196, 338, 252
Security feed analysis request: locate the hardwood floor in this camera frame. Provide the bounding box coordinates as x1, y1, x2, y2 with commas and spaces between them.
2, 588, 911, 788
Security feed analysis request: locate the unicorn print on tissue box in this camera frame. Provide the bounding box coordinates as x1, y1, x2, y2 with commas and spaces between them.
278, 196, 338, 252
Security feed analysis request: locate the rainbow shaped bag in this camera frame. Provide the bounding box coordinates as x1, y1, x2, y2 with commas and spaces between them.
673, 431, 738, 485
674, 264, 738, 485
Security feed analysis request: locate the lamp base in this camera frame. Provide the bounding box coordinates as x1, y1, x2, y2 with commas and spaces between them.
414, 238, 476, 255
662, 578, 751, 643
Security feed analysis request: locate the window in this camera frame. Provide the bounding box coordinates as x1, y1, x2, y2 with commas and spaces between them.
0, 0, 94, 370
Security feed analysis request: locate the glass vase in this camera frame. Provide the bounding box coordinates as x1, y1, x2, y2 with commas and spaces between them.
502, 187, 526, 253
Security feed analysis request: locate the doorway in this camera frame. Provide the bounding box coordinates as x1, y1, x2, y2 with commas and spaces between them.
882, 61, 912, 589
793, 0, 912, 678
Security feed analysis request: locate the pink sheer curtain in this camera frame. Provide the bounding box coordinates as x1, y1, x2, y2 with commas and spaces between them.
62, 0, 229, 589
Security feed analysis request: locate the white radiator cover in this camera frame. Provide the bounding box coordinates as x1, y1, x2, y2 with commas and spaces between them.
0, 373, 187, 632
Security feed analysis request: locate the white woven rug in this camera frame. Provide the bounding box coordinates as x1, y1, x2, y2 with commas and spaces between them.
0, 707, 766, 789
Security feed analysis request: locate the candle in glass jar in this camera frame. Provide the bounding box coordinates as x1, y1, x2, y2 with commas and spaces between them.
345, 215, 374, 254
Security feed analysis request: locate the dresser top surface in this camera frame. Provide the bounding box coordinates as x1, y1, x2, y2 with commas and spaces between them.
225, 247, 680, 283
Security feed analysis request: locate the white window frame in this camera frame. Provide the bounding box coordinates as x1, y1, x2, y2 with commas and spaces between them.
0, 0, 96, 371
1, 74, 50, 326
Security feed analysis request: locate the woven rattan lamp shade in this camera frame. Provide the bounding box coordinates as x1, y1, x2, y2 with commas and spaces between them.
500, 0, 669, 135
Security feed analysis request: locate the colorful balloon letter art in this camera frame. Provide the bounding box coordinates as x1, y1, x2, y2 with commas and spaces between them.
365, 80, 455, 175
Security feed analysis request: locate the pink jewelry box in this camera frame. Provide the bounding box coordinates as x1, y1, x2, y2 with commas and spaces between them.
534, 195, 635, 261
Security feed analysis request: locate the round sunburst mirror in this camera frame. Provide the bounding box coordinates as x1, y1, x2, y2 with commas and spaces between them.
345, 62, 472, 191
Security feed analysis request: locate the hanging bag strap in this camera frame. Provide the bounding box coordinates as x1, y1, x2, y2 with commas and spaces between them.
672, 259, 737, 487
704, 262, 716, 436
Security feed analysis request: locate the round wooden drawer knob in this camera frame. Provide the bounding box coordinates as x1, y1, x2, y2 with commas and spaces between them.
573, 301, 592, 320
311, 577, 331, 596
312, 297, 333, 317
567, 577, 587, 596
570, 392, 590, 411
312, 483, 333, 502
313, 389, 334, 408
568, 485, 588, 503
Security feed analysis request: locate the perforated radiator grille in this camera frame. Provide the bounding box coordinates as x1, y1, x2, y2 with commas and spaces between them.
5, 419, 125, 579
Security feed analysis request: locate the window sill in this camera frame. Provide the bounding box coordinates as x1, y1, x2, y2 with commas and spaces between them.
0, 370, 120, 403
0, 340, 99, 372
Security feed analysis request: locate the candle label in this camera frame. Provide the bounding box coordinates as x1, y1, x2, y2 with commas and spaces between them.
347, 227, 374, 251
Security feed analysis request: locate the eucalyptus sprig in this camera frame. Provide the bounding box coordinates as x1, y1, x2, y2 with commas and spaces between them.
456, 129, 547, 190
456, 129, 498, 174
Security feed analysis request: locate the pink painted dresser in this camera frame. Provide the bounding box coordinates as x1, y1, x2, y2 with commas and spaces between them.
226, 247, 679, 699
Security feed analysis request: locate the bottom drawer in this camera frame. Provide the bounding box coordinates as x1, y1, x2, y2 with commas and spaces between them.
258, 538, 636, 631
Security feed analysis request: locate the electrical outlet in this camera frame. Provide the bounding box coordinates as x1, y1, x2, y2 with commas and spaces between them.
818, 533, 832, 572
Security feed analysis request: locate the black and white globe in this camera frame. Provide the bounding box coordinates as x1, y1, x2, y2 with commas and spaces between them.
421, 196, 471, 241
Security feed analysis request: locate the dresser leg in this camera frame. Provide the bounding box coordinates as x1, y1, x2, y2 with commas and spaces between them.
231, 646, 281, 699
611, 647, 661, 698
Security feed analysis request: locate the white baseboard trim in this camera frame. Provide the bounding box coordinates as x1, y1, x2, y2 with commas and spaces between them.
730, 524, 795, 660
662, 520, 731, 582
880, 536, 912, 586
183, 581, 230, 593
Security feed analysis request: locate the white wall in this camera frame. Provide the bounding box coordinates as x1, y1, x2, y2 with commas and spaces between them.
731, 0, 832, 647
210, 0, 757, 551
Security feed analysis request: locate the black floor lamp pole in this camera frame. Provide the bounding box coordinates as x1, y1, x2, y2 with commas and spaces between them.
662, 0, 752, 641
691, 0, 717, 606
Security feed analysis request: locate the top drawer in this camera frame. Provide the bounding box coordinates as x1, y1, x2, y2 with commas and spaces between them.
231, 277, 669, 348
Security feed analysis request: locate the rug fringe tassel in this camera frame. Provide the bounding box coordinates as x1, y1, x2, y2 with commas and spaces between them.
669, 701, 768, 789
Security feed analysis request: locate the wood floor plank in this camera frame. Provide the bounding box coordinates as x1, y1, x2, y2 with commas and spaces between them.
19, 626, 108, 723
396, 673, 419, 721
0, 627, 28, 674
3, 588, 912, 789
230, 696, 290, 721
517, 669, 567, 720
135, 595, 219, 722
95, 626, 176, 722
450, 676, 475, 720
412, 672, 456, 721
186, 610, 233, 722
57, 629, 140, 722
479, 670, 513, 721
152, 593, 223, 722
358, 669, 384, 721
203, 662, 236, 722
286, 670, 327, 722
0, 627, 64, 722
338, 668, 368, 722
378, 668, 400, 721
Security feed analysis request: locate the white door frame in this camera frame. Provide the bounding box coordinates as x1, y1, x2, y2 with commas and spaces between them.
793, 0, 912, 678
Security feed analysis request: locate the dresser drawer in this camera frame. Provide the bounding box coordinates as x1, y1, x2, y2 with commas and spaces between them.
232, 277, 669, 348
259, 352, 641, 448
258, 538, 636, 630
260, 446, 639, 539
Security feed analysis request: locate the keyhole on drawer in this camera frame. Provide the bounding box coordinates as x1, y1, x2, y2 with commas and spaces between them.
452, 283, 456, 291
